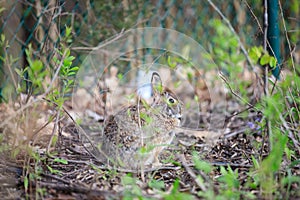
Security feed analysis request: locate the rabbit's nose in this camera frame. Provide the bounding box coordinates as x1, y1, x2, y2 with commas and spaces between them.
175, 114, 182, 121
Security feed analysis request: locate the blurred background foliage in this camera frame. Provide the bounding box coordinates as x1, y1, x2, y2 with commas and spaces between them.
0, 0, 299, 101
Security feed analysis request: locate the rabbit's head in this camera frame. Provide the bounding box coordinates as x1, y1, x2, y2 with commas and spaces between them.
151, 72, 182, 126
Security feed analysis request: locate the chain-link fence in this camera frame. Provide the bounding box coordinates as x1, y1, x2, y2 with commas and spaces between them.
0, 0, 299, 101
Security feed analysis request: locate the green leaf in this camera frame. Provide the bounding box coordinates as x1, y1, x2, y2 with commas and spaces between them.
47, 165, 62, 175
164, 179, 195, 200
249, 46, 263, 63
51, 135, 58, 146
228, 37, 238, 48
187, 72, 193, 82
290, 159, 300, 168
29, 173, 35, 180
65, 26, 72, 38
52, 56, 59, 64
261, 131, 288, 173
174, 81, 181, 88
220, 166, 227, 175
15, 68, 23, 77
182, 45, 190, 60
284, 147, 294, 161
140, 112, 152, 124
167, 56, 177, 69
1, 34, 5, 43
281, 175, 300, 186
269, 57, 277, 68
121, 174, 135, 185
117, 73, 123, 80
138, 146, 147, 154
194, 95, 199, 102
218, 166, 240, 189
65, 48, 71, 57
251, 155, 260, 169
24, 176, 29, 191
53, 157, 68, 164
70, 66, 79, 71
67, 71, 76, 76
68, 79, 74, 85
260, 54, 271, 66
67, 56, 75, 61
171, 179, 180, 192
31, 60, 43, 72
63, 59, 72, 66
192, 152, 212, 173
148, 179, 165, 190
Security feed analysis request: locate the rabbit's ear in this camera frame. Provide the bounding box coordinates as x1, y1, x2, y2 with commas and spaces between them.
151, 72, 163, 96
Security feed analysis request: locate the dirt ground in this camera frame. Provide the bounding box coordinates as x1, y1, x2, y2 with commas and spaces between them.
0, 70, 299, 199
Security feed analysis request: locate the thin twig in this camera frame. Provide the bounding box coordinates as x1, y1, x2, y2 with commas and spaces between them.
288, 88, 300, 121
225, 106, 254, 122
263, 0, 272, 152
224, 128, 250, 139
44, 50, 68, 96
32, 116, 55, 146
243, 0, 263, 33
87, 159, 182, 173
218, 72, 254, 108
4, 51, 18, 91
46, 110, 60, 153
208, 162, 252, 168
70, 28, 125, 51
277, 109, 300, 152
177, 154, 207, 191
243, 0, 277, 64
41, 172, 71, 185
0, 98, 42, 128
136, 95, 146, 181
278, 0, 300, 120
278, 1, 296, 75
206, 0, 255, 71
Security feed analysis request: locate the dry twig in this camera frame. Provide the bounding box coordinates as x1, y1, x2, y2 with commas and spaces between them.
177, 154, 207, 191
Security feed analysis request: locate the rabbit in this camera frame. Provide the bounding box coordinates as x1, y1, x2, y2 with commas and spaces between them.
98, 72, 182, 170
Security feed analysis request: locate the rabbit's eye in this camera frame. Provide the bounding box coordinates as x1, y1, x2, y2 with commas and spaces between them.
168, 97, 176, 104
